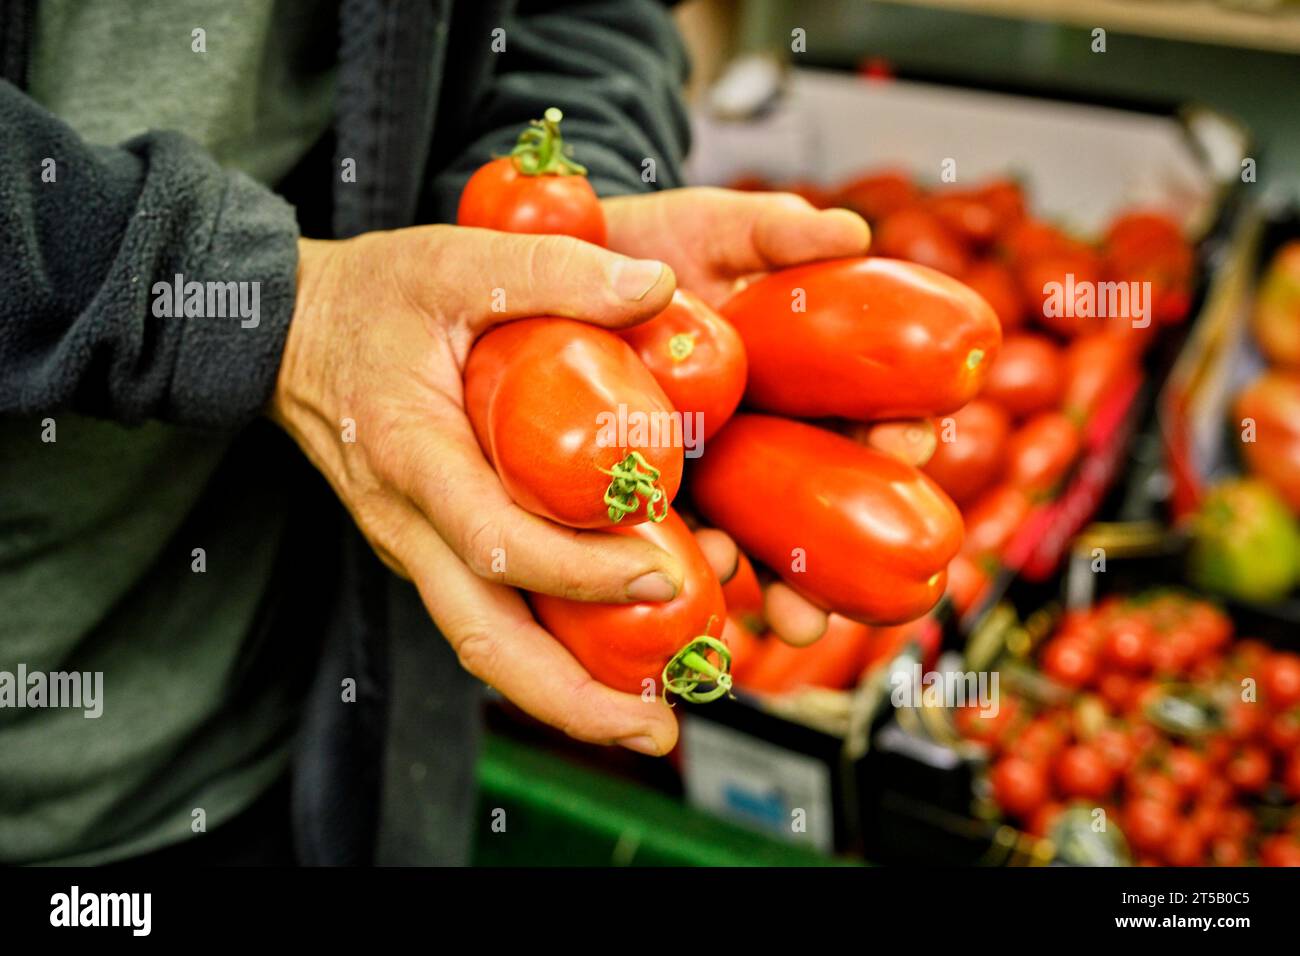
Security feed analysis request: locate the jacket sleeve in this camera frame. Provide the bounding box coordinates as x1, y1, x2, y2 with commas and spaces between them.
424, 0, 691, 220
0, 81, 300, 428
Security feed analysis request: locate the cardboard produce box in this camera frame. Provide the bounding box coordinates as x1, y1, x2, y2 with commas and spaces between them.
687, 68, 1244, 236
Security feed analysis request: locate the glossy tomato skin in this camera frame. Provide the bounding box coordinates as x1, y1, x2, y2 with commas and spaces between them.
1027, 801, 1066, 838
873, 207, 970, 276
1267, 710, 1300, 753
1104, 211, 1184, 255
1054, 744, 1116, 799
961, 483, 1033, 560
722, 616, 763, 684
1004, 411, 1081, 497
924, 398, 1011, 506
743, 614, 874, 694
1163, 827, 1205, 867
1019, 247, 1105, 337
981, 334, 1065, 419
1094, 726, 1139, 774
1260, 833, 1300, 867
1007, 716, 1069, 763
926, 190, 1001, 247
1101, 618, 1155, 673
1187, 601, 1232, 654
1001, 218, 1082, 265
465, 318, 683, 528
618, 290, 747, 442
1062, 333, 1138, 424
1264, 652, 1300, 709
691, 415, 963, 624
973, 179, 1027, 237
990, 755, 1050, 819
1040, 636, 1098, 689
1103, 211, 1193, 326
1235, 371, 1300, 514
1127, 768, 1182, 808
960, 259, 1026, 331
1098, 671, 1139, 713
530, 509, 725, 696
457, 157, 606, 245
945, 553, 991, 616
1166, 747, 1210, 801
835, 170, 920, 223
1225, 746, 1270, 794
721, 258, 1001, 421
1124, 798, 1176, 856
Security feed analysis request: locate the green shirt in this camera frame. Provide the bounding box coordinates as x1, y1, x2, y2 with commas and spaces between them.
28, 0, 337, 185
1, 0, 335, 864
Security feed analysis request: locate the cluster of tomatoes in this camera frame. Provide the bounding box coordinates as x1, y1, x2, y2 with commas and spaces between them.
725, 576, 945, 696
737, 170, 1196, 576
457, 111, 1012, 705
955, 592, 1300, 866
720, 173, 1199, 698
734, 169, 1195, 339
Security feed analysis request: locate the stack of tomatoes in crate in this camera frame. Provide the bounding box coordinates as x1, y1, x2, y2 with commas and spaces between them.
954, 590, 1300, 866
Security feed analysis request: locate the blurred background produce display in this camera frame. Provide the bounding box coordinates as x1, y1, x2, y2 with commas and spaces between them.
476, 0, 1300, 867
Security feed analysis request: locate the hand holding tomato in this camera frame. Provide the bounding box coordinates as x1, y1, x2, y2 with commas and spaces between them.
617, 290, 747, 441
600, 186, 871, 308
457, 108, 606, 245
531, 510, 730, 701
272, 227, 702, 753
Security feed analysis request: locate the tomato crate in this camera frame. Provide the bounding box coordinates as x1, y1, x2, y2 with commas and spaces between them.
860, 522, 1300, 867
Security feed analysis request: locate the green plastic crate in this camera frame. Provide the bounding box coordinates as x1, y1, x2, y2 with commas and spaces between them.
472, 734, 858, 867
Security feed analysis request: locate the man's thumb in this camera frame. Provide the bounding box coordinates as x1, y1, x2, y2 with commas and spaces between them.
446, 228, 676, 334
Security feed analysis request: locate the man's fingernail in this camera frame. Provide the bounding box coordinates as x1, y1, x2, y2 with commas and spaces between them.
611, 258, 665, 300
618, 735, 663, 756
627, 571, 677, 603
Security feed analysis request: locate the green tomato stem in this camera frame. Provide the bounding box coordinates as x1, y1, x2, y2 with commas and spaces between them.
509, 107, 588, 176
599, 451, 669, 524
663, 635, 733, 704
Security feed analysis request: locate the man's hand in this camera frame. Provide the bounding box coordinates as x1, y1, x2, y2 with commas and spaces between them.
272, 226, 687, 754
602, 186, 871, 308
